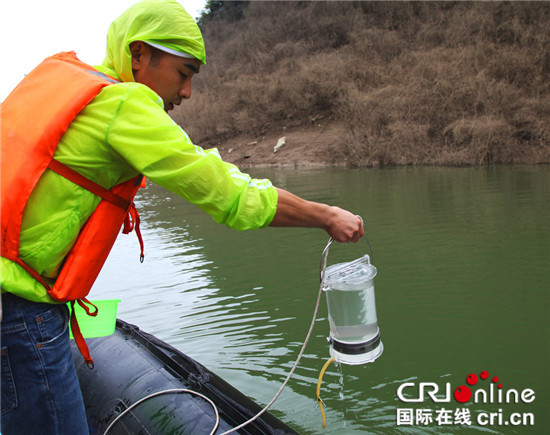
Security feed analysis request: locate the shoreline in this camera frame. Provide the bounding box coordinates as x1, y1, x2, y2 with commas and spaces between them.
205, 123, 549, 169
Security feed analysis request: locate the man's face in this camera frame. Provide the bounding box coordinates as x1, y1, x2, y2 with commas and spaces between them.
131, 42, 202, 112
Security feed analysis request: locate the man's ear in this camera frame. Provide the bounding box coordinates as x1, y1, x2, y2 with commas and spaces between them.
129, 41, 148, 71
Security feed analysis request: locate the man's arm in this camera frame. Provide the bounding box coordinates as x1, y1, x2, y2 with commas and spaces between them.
269, 188, 364, 243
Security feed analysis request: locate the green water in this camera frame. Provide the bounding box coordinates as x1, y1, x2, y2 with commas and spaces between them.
92, 165, 549, 434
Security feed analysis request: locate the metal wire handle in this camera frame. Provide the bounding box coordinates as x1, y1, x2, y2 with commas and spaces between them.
319, 216, 373, 283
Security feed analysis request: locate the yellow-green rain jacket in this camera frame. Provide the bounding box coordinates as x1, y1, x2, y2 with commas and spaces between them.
0, 0, 278, 303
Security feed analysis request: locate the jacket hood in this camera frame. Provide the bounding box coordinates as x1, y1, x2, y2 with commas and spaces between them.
96, 0, 205, 82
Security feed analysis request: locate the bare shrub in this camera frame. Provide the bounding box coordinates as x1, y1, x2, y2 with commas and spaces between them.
443, 117, 517, 164
177, 1, 550, 165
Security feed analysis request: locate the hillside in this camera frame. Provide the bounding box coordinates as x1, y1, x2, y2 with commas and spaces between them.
171, 1, 550, 167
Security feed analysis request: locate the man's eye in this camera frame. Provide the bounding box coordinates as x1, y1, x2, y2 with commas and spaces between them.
180, 72, 188, 79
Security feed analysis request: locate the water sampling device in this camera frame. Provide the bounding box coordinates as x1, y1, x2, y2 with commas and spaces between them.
321, 237, 383, 365
316, 233, 383, 427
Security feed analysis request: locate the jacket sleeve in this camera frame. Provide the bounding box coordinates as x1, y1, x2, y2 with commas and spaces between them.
105, 84, 278, 230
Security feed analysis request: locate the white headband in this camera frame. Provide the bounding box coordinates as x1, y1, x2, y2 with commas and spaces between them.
144, 41, 195, 59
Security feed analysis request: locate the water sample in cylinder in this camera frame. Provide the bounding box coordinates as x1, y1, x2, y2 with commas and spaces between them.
323, 254, 383, 365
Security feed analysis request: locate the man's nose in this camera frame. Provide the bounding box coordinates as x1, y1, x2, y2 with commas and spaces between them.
179, 79, 192, 99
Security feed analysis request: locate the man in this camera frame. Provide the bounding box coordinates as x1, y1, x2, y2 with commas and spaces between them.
0, 1, 363, 433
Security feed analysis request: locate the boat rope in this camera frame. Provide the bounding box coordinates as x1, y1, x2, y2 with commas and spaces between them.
103, 388, 220, 435
220, 238, 334, 434
316, 356, 336, 429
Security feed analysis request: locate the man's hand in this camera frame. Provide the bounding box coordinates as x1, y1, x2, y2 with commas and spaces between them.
324, 206, 364, 243
269, 188, 365, 243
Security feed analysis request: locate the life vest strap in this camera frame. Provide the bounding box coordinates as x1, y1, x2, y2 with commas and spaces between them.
47, 159, 145, 261
77, 298, 98, 317
48, 159, 130, 210
69, 300, 94, 368
123, 203, 145, 262
13, 257, 52, 291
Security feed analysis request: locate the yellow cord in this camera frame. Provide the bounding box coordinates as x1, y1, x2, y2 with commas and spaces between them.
316, 356, 336, 429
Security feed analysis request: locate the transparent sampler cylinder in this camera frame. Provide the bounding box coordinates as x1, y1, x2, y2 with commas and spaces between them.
321, 239, 383, 365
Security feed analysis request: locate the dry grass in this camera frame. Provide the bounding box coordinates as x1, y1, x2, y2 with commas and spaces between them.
172, 1, 550, 166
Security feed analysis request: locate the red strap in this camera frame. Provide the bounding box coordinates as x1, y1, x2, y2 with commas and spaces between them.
122, 208, 135, 233
123, 203, 145, 263
69, 301, 94, 368
48, 159, 130, 209
77, 298, 98, 317
49, 160, 146, 263
48, 159, 145, 263
14, 257, 52, 291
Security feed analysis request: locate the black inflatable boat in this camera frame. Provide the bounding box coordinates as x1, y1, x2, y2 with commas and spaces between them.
71, 319, 297, 434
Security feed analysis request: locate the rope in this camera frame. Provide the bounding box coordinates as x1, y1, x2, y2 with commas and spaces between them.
220, 237, 336, 434
103, 389, 220, 435
219, 260, 328, 434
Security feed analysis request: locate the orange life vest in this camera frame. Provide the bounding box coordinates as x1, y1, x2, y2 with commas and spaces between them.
1, 51, 145, 365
